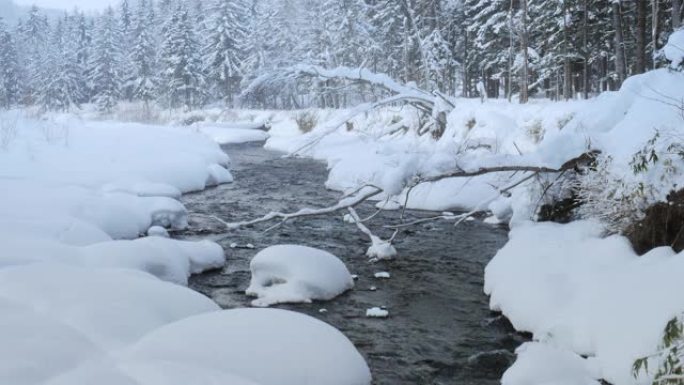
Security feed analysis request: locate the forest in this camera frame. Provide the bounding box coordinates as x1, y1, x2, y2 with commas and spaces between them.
0, 0, 681, 112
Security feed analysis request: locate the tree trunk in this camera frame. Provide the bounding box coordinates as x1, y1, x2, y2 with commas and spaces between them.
674, 0, 682, 30
613, 1, 627, 86
563, 0, 573, 100
519, 0, 529, 104
507, 0, 514, 102
653, 0, 659, 69
583, 0, 590, 98
636, 0, 648, 74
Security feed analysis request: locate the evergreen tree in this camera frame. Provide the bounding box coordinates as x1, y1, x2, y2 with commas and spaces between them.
0, 18, 19, 108
18, 6, 49, 104
90, 7, 123, 112
160, 5, 206, 109
39, 16, 83, 111
203, 0, 247, 104
128, 0, 159, 106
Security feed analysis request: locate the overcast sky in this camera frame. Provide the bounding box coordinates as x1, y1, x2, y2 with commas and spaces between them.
14, 0, 116, 11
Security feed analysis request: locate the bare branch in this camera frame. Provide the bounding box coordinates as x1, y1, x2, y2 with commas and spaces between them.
223, 185, 384, 230
419, 151, 600, 184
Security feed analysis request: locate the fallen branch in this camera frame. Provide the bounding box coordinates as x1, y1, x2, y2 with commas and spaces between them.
348, 207, 398, 261
420, 151, 600, 184
223, 185, 384, 230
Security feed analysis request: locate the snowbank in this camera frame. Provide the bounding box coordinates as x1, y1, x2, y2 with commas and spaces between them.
486, 220, 684, 385
665, 29, 684, 68
125, 308, 372, 385
0, 112, 231, 266
0, 112, 371, 385
264, 100, 586, 214
194, 122, 270, 144
246, 245, 354, 307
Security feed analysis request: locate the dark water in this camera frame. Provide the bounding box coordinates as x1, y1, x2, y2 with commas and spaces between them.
179, 142, 525, 385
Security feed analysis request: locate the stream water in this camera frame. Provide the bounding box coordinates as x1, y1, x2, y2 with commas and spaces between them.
179, 142, 526, 385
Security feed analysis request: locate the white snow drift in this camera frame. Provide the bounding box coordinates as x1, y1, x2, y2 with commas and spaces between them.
247, 245, 355, 307
125, 308, 372, 385
0, 112, 371, 385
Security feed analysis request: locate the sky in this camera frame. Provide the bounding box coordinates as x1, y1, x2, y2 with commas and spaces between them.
14, 0, 117, 11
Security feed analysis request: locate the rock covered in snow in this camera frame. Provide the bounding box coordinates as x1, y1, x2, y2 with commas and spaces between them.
124, 308, 372, 385
366, 239, 397, 262
246, 245, 354, 307
147, 226, 169, 238
366, 307, 389, 318
665, 29, 684, 68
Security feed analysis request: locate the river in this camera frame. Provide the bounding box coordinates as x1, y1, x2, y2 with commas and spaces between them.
178, 142, 525, 385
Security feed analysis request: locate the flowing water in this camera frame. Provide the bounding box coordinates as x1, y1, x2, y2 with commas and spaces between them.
179, 142, 526, 385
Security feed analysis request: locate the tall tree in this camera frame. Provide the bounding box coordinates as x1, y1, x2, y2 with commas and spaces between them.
90, 7, 123, 112
203, 0, 247, 105
0, 18, 19, 108
160, 5, 206, 109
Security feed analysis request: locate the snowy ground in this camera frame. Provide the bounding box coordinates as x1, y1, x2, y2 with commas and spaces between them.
0, 110, 371, 385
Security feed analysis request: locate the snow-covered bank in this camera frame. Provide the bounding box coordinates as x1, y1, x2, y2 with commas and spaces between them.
262, 100, 588, 216
0, 112, 371, 385
487, 221, 684, 385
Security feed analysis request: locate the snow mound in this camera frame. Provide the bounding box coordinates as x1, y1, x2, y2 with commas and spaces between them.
502, 342, 600, 385
665, 29, 684, 67
124, 308, 372, 385
246, 245, 354, 307
485, 220, 684, 385
0, 264, 219, 351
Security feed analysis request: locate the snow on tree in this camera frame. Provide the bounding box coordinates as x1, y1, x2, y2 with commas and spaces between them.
90, 7, 123, 112
127, 0, 159, 106
0, 17, 19, 108
38, 15, 84, 111
18, 6, 49, 104
203, 0, 247, 105
160, 5, 207, 109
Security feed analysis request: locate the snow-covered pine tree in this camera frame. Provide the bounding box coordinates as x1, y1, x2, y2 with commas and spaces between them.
90, 7, 123, 112
0, 18, 19, 108
38, 16, 83, 111
18, 6, 49, 105
119, 0, 135, 100
421, 29, 455, 93
128, 0, 158, 107
73, 12, 93, 103
203, 0, 247, 105
160, 5, 206, 109
371, 0, 422, 84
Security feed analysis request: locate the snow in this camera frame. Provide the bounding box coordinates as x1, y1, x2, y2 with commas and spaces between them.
194, 122, 270, 144
366, 307, 389, 318
0, 112, 371, 385
665, 29, 684, 68
124, 308, 372, 385
485, 220, 684, 385
502, 343, 600, 385
246, 245, 354, 307
147, 226, 169, 237
264, 100, 587, 215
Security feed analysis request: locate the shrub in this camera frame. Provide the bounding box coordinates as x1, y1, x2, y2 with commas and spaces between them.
295, 111, 318, 133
